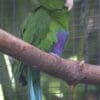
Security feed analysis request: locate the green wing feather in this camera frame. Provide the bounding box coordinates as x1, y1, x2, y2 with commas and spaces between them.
39, 8, 70, 51
22, 8, 51, 45
50, 9, 70, 29
39, 20, 60, 51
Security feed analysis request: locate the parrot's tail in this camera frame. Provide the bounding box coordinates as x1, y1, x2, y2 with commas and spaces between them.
28, 67, 42, 100
13, 60, 27, 86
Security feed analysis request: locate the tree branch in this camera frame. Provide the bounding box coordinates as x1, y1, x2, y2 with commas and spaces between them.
0, 29, 100, 86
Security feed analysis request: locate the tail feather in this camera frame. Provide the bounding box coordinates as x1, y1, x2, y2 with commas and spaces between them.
28, 67, 41, 100
13, 61, 27, 86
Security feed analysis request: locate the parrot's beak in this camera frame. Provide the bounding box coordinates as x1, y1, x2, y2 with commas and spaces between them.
65, 0, 74, 11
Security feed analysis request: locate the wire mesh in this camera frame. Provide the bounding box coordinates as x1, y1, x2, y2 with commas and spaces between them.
0, 0, 100, 100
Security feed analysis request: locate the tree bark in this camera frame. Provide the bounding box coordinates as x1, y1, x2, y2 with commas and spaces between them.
0, 28, 100, 86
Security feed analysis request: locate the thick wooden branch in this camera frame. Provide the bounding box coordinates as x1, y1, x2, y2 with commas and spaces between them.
0, 29, 100, 86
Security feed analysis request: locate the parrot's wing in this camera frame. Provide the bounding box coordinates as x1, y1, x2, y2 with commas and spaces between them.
22, 8, 51, 45
50, 9, 70, 30
14, 8, 51, 83
39, 9, 70, 51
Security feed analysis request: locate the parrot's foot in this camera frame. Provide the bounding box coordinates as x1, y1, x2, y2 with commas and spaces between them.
79, 60, 85, 67
79, 60, 85, 78
50, 52, 59, 57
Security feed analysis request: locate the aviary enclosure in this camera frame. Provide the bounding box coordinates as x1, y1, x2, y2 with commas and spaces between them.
0, 0, 100, 100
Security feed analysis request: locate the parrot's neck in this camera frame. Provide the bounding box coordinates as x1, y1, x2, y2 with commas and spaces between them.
52, 31, 69, 56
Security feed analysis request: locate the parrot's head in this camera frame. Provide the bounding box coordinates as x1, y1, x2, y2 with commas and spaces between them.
40, 0, 65, 11
52, 31, 69, 55
31, 0, 73, 12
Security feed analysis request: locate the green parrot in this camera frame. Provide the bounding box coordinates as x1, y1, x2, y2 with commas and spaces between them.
14, 0, 73, 100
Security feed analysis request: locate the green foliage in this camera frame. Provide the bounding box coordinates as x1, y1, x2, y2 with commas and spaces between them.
40, 0, 64, 10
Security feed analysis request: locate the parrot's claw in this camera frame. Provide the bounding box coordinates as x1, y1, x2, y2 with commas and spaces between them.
50, 52, 59, 57
80, 60, 85, 67
65, 0, 74, 11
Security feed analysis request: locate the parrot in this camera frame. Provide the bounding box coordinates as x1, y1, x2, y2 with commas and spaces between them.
14, 0, 74, 100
